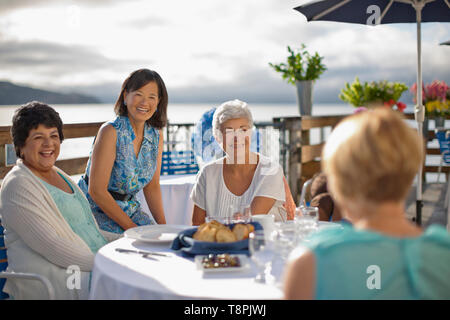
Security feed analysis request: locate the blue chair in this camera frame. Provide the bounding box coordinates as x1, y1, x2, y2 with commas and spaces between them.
436, 129, 450, 182
0, 220, 55, 300
435, 129, 450, 231
160, 150, 199, 175
191, 107, 262, 167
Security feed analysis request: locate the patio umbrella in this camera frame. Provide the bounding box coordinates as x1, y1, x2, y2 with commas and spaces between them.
294, 0, 450, 226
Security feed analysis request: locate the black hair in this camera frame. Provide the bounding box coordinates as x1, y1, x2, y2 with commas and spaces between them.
11, 101, 64, 158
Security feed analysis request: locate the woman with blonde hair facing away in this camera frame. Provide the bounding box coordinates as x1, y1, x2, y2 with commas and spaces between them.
191, 99, 290, 225
284, 108, 450, 299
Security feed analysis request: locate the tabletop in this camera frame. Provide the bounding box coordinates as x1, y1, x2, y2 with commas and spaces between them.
89, 231, 284, 300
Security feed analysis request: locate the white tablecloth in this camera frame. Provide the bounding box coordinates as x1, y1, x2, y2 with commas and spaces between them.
89, 235, 284, 300
137, 174, 196, 226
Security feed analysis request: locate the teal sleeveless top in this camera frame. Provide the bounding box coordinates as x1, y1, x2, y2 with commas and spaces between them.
303, 224, 450, 300
39, 173, 108, 254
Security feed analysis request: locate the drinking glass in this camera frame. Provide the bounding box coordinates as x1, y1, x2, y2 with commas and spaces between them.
205, 215, 231, 224
248, 230, 275, 284
231, 206, 251, 223
294, 206, 319, 240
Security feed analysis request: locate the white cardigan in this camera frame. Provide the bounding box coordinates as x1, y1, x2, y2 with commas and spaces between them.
0, 160, 112, 299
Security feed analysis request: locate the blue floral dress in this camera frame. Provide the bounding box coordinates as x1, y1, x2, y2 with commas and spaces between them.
78, 116, 160, 234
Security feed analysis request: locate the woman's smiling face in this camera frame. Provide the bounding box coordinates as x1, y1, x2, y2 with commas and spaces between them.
220, 117, 252, 158
124, 81, 159, 124
20, 124, 61, 173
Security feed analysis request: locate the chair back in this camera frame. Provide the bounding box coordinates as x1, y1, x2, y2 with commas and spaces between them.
0, 220, 9, 299
161, 150, 199, 175
299, 178, 314, 208
436, 129, 450, 164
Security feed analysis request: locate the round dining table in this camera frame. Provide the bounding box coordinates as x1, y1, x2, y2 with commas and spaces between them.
89, 229, 284, 300
89, 222, 341, 300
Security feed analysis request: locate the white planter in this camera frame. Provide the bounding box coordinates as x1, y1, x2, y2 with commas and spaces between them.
295, 80, 314, 116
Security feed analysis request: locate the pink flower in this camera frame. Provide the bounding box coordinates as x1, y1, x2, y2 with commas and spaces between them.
354, 107, 368, 114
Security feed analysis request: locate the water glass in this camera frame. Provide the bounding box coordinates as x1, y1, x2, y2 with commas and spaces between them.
205, 215, 231, 224
248, 230, 275, 284
231, 206, 252, 223
294, 206, 319, 239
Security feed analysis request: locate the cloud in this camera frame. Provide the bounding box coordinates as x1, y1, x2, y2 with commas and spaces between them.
0, 40, 153, 86
0, 0, 126, 13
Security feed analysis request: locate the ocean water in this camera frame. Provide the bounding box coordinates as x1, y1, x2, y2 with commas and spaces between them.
0, 103, 445, 182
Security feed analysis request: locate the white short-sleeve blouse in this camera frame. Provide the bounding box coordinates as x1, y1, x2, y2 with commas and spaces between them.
190, 154, 286, 221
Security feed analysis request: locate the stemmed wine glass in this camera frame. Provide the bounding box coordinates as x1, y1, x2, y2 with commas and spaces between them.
248, 230, 275, 284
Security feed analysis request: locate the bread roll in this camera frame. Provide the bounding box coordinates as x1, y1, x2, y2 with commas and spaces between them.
246, 224, 255, 234
193, 225, 218, 242
216, 228, 237, 243
232, 224, 250, 241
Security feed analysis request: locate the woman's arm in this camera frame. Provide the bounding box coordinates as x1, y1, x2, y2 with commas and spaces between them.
142, 130, 166, 224
283, 247, 316, 300
88, 124, 137, 230
250, 196, 276, 215
283, 176, 296, 220
192, 205, 206, 226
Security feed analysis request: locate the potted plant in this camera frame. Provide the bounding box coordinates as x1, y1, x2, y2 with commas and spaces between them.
411, 80, 449, 128
339, 77, 408, 112
269, 44, 326, 115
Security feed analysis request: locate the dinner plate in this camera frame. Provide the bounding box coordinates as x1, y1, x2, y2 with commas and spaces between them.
195, 254, 250, 273
125, 225, 190, 243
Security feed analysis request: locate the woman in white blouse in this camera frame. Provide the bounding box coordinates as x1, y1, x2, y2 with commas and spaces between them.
191, 99, 288, 225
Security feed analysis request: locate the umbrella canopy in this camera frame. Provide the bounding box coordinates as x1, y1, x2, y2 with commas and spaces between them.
294, 0, 450, 225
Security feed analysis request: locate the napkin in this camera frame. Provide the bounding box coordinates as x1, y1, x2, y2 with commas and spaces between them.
170, 222, 262, 257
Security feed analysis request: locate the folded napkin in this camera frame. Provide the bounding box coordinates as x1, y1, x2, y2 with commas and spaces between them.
171, 222, 262, 257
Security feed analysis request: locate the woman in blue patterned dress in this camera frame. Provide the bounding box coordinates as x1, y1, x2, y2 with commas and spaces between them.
78, 69, 167, 238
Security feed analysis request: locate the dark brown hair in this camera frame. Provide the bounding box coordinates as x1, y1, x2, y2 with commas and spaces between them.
114, 69, 168, 129
11, 101, 64, 158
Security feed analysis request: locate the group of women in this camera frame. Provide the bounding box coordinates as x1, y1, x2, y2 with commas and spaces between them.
0, 68, 449, 300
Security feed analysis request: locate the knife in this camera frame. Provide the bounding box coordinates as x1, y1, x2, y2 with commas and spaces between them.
115, 248, 170, 257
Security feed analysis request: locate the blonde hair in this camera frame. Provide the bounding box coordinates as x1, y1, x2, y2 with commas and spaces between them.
322, 108, 423, 210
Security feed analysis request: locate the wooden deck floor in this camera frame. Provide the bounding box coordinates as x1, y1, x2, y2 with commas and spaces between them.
405, 182, 449, 228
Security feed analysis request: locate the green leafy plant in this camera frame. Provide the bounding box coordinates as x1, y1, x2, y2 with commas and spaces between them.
269, 44, 327, 84
339, 77, 409, 111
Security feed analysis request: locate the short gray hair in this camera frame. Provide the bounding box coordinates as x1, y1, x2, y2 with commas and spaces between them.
212, 99, 254, 141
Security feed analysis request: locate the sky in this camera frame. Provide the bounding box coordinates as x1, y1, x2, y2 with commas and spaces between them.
0, 0, 449, 104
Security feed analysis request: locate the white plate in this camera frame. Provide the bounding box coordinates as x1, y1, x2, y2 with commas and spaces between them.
124, 224, 189, 243
195, 254, 250, 273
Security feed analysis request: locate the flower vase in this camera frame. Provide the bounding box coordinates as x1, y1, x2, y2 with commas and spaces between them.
295, 80, 313, 116
435, 116, 445, 129
422, 117, 430, 141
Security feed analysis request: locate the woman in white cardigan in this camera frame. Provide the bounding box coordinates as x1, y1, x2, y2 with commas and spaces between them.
0, 102, 110, 299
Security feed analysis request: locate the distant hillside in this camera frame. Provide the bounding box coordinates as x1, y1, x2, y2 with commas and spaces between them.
0, 81, 100, 105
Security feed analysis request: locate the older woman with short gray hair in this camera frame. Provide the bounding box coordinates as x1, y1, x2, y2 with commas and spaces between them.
190, 99, 293, 225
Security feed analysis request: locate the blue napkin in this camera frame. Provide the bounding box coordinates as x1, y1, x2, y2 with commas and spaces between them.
171, 222, 262, 257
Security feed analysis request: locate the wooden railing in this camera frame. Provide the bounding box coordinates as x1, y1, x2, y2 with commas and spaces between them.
1, 113, 448, 202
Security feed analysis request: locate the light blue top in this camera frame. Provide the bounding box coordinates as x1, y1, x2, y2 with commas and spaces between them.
78, 116, 159, 234
39, 174, 107, 254
303, 223, 450, 300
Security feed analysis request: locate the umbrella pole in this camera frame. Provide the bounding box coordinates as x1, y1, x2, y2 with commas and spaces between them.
413, 1, 425, 226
